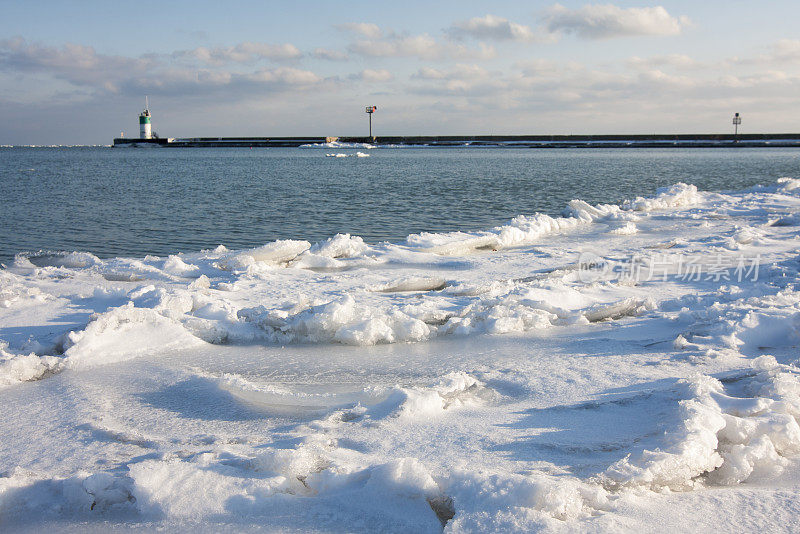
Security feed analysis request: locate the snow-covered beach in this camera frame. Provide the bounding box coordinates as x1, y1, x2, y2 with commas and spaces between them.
2, 177, 800, 532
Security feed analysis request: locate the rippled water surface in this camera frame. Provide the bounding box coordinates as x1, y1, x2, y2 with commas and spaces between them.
1, 146, 798, 262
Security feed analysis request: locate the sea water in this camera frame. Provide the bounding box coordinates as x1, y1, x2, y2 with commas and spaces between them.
1, 146, 798, 263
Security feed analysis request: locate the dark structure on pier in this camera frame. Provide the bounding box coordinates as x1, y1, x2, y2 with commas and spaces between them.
113, 133, 800, 148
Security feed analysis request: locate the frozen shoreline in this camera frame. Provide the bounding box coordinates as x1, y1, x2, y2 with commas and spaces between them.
2, 178, 800, 531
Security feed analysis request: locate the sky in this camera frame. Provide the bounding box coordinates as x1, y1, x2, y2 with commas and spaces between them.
1, 1, 800, 144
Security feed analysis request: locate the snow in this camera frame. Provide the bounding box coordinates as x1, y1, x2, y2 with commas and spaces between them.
2, 178, 800, 531
601, 358, 800, 492
324, 151, 371, 158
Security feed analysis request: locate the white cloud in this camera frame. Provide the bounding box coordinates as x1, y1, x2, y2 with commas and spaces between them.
0, 37, 152, 86
414, 64, 489, 80
119, 66, 324, 97
716, 70, 793, 89
404, 54, 800, 125
353, 68, 394, 82
349, 33, 496, 60
179, 42, 302, 64
449, 14, 540, 42
413, 66, 446, 80
238, 42, 303, 60
244, 67, 320, 85
0, 37, 99, 70
636, 68, 696, 88
771, 39, 800, 62
726, 39, 800, 67
336, 22, 382, 39
513, 58, 578, 77
410, 64, 502, 95
312, 48, 348, 61
627, 54, 700, 70
0, 38, 323, 99
544, 4, 690, 39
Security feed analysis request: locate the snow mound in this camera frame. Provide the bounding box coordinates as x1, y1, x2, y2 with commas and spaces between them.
128, 452, 444, 530
770, 212, 800, 227
64, 303, 205, 368
18, 251, 102, 269
777, 177, 800, 193
610, 221, 638, 235
161, 255, 201, 278
129, 455, 289, 518
445, 471, 609, 531
237, 281, 619, 346
584, 297, 653, 323
403, 182, 701, 256
0, 270, 52, 308
368, 372, 495, 420
624, 183, 702, 211
601, 356, 800, 491
0, 468, 135, 520
202, 371, 387, 413
237, 289, 566, 346
406, 198, 625, 255
731, 311, 800, 353
307, 233, 370, 259
0, 343, 62, 387
323, 151, 371, 158
670, 290, 800, 357
440, 295, 560, 336
238, 295, 432, 345
219, 240, 310, 270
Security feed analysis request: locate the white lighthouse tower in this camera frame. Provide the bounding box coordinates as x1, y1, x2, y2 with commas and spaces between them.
139, 97, 152, 139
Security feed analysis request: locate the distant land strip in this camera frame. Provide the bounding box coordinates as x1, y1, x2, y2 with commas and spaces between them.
112, 133, 800, 148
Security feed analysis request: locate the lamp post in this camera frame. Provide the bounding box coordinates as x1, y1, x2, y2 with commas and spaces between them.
732, 112, 741, 141
365, 105, 377, 139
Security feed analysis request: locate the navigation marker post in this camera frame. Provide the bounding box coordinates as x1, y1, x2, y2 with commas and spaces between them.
732, 112, 742, 141
366, 105, 377, 139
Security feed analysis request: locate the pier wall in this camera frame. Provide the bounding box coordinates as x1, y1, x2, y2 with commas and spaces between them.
113, 133, 800, 148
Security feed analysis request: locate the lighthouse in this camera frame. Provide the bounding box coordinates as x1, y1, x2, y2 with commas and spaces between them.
139, 97, 152, 139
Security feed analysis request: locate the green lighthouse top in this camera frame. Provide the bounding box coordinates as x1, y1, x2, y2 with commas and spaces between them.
139, 107, 151, 124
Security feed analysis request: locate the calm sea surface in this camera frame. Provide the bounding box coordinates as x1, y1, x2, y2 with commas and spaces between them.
1, 146, 799, 263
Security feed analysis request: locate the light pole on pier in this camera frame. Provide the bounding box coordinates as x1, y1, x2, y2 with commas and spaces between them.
732, 112, 742, 140
366, 105, 377, 139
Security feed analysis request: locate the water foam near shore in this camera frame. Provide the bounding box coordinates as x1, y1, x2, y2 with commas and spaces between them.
2, 178, 800, 531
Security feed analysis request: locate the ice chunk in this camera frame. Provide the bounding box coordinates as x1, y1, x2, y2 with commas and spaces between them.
584, 297, 652, 323
162, 255, 201, 277
64, 303, 205, 367
308, 233, 370, 258
602, 361, 800, 492
374, 276, 447, 292
220, 240, 311, 270
0, 345, 62, 387
624, 183, 702, 211
610, 221, 638, 235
